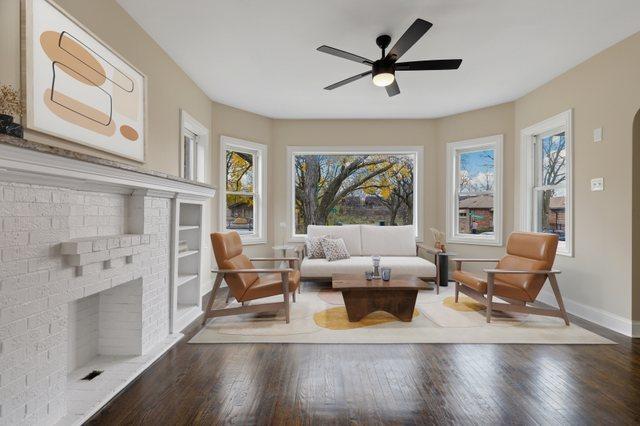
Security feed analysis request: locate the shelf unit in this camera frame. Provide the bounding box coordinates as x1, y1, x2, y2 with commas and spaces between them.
170, 198, 207, 333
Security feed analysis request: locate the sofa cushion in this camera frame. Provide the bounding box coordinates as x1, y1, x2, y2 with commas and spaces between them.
360, 225, 416, 256
301, 256, 436, 278
305, 236, 326, 259
321, 237, 350, 262
307, 225, 362, 256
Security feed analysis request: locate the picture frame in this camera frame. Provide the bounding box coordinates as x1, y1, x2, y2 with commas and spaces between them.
21, 0, 147, 162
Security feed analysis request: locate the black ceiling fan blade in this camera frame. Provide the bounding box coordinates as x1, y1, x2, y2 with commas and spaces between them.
385, 80, 400, 97
385, 19, 432, 62
317, 45, 374, 65
396, 59, 462, 71
324, 71, 372, 90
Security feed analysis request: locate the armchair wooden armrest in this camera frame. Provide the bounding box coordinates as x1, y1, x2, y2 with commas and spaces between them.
250, 257, 300, 270
249, 257, 299, 262
212, 268, 294, 274
484, 269, 561, 275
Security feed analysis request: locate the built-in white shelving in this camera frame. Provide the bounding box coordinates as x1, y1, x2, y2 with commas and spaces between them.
177, 274, 198, 287
177, 249, 199, 259
171, 198, 207, 333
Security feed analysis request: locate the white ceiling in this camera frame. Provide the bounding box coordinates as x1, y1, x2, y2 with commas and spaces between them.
116, 0, 640, 119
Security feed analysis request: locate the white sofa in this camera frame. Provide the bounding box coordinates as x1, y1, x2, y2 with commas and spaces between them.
298, 224, 438, 280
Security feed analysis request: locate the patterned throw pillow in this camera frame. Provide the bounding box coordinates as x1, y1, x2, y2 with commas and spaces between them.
320, 237, 350, 262
305, 236, 326, 259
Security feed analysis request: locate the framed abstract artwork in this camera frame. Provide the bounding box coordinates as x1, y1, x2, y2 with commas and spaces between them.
23, 0, 146, 162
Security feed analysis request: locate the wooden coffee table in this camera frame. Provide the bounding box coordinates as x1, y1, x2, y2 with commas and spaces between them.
332, 274, 428, 322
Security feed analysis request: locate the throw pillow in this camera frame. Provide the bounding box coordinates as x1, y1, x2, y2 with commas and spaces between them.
305, 235, 326, 259
321, 237, 350, 262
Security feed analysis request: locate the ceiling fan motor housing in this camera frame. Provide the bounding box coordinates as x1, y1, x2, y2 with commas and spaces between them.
372, 60, 395, 80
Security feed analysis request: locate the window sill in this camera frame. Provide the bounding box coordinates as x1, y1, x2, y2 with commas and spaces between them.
555, 248, 573, 258
446, 236, 502, 247
241, 238, 267, 246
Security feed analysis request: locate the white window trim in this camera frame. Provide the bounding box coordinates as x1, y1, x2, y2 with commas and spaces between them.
220, 135, 267, 245
519, 109, 573, 257
445, 135, 503, 246
286, 145, 424, 243
179, 109, 210, 183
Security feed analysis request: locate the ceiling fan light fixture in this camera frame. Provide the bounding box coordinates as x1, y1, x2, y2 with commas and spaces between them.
372, 72, 395, 87
372, 61, 395, 87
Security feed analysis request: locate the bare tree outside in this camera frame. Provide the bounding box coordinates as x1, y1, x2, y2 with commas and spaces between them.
537, 131, 566, 239
294, 154, 415, 233
457, 149, 495, 234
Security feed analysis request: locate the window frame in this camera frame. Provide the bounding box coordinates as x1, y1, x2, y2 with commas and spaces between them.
286, 145, 424, 243
445, 135, 504, 246
519, 109, 573, 257
179, 109, 209, 183
220, 136, 267, 245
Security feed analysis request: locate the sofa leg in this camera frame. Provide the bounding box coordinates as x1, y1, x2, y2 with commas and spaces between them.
292, 290, 296, 303
454, 281, 459, 303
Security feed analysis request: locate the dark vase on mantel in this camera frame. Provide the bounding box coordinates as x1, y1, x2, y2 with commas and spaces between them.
0, 113, 24, 138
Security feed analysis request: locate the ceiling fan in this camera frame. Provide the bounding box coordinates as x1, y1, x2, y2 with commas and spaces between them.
317, 19, 462, 97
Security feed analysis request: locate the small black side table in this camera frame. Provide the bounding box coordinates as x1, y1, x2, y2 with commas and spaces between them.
436, 252, 457, 290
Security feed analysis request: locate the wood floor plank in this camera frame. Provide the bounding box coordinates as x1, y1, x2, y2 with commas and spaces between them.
87, 285, 640, 425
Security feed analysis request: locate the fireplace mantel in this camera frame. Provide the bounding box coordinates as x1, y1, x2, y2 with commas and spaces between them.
0, 134, 216, 199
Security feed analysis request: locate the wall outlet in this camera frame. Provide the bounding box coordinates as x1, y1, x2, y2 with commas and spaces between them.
591, 177, 604, 191
593, 127, 603, 143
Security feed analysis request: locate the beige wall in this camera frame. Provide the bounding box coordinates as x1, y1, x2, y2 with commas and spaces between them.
514, 32, 640, 322
434, 103, 515, 274
271, 119, 437, 247
0, 0, 212, 176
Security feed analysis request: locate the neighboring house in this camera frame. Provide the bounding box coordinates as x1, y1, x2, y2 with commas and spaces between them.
458, 194, 494, 233
548, 196, 566, 237
226, 200, 253, 229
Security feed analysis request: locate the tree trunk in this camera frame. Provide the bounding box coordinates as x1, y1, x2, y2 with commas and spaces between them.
388, 207, 398, 226
301, 156, 321, 228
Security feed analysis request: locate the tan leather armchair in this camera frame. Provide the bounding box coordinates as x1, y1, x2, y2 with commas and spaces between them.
202, 231, 300, 325
452, 232, 569, 325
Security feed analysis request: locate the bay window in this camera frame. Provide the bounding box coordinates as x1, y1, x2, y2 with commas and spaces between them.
520, 110, 572, 256
220, 136, 267, 244
446, 135, 503, 245
286, 146, 423, 240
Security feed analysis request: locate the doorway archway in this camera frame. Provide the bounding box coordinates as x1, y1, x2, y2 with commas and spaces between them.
633, 109, 640, 324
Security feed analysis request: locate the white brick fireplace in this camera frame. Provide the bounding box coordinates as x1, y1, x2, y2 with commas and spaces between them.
0, 138, 215, 425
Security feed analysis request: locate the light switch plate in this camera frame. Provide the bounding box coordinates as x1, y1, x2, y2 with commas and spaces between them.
591, 177, 604, 191
593, 127, 603, 143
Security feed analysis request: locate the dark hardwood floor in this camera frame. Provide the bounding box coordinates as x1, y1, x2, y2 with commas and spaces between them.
87, 285, 640, 425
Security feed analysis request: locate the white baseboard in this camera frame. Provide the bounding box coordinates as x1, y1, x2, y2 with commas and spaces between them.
537, 290, 639, 337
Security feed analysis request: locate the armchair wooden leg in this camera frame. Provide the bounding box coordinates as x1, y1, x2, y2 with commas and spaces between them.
486, 274, 494, 323
549, 274, 570, 325
454, 281, 459, 303
203, 273, 224, 325
281, 272, 290, 324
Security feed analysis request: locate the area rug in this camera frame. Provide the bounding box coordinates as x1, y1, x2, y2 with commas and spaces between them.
190, 287, 613, 344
